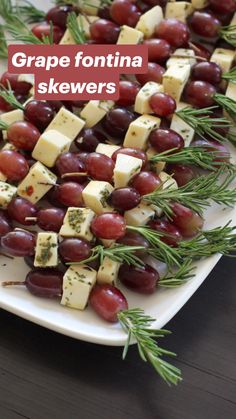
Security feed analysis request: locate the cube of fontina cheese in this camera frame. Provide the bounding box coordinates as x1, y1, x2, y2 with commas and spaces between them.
117, 25, 144, 45
59, 207, 95, 241
45, 107, 85, 140
82, 181, 114, 214
136, 6, 163, 38
32, 130, 72, 167
134, 82, 164, 114
114, 154, 142, 188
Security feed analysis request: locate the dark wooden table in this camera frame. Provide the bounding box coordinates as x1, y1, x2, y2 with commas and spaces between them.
0, 256, 235, 419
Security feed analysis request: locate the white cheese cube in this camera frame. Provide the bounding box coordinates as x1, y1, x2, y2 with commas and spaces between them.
17, 162, 57, 204
59, 207, 95, 241
100, 239, 116, 248
191, 0, 209, 9
0, 109, 24, 140
159, 171, 178, 190
230, 11, 236, 26
18, 74, 34, 85
0, 181, 17, 209
60, 15, 98, 44
34, 232, 58, 268
117, 25, 144, 44
95, 143, 120, 158
80, 0, 100, 16
124, 114, 161, 150
134, 82, 164, 114
124, 202, 155, 226
45, 107, 85, 140
97, 257, 121, 285
210, 49, 235, 73
163, 64, 191, 102
226, 81, 236, 101
32, 130, 72, 168
80, 100, 114, 128
114, 154, 142, 188
165, 2, 193, 22
82, 181, 114, 214
61, 265, 97, 310
146, 147, 166, 174
171, 102, 195, 147
1, 142, 17, 151
136, 6, 163, 38
166, 49, 196, 68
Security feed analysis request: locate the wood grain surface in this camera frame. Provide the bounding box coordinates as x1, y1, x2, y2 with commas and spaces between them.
0, 256, 235, 419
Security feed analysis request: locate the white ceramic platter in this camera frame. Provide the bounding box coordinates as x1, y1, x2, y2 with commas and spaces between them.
0, 1, 235, 346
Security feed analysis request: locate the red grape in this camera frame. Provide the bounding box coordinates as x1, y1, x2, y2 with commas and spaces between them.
56, 182, 84, 207
59, 238, 92, 263
109, 187, 141, 211
148, 219, 182, 246
1, 230, 36, 257
24, 100, 55, 131
171, 202, 204, 238
89, 284, 128, 322
25, 269, 63, 298
91, 213, 126, 240
46, 4, 76, 29
103, 108, 136, 138
209, 0, 236, 14
75, 128, 105, 152
191, 62, 222, 85
117, 230, 149, 256
136, 62, 165, 85
0, 150, 29, 182
116, 81, 140, 106
143, 0, 167, 6
7, 121, 40, 151
131, 171, 161, 195
0, 210, 12, 238
167, 163, 195, 186
155, 18, 190, 47
112, 147, 147, 168
55, 152, 86, 183
37, 208, 65, 232
189, 11, 221, 37
90, 19, 120, 43
7, 197, 38, 226
0, 71, 31, 95
86, 152, 115, 182
184, 81, 216, 108
110, 0, 141, 27
149, 92, 176, 117
32, 22, 64, 44
144, 39, 172, 63
119, 263, 159, 294
0, 94, 15, 112
149, 128, 184, 153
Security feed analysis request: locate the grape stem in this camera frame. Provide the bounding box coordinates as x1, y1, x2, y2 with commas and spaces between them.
0, 252, 14, 259
25, 217, 37, 222
2, 281, 25, 287
61, 172, 88, 178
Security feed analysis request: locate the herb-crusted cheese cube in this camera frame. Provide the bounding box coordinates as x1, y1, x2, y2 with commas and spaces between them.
32, 130, 72, 168
191, 0, 209, 9
146, 147, 166, 174
59, 207, 95, 240
34, 232, 58, 268
124, 202, 155, 226
45, 108, 85, 140
95, 144, 120, 158
82, 181, 114, 214
80, 100, 114, 128
61, 265, 97, 310
0, 181, 17, 209
97, 257, 121, 285
17, 162, 57, 204
163, 64, 191, 102
124, 114, 161, 150
136, 6, 163, 38
210, 49, 235, 73
0, 109, 24, 140
165, 2, 193, 22
170, 102, 195, 147
60, 15, 98, 44
134, 82, 164, 114
117, 25, 144, 44
114, 154, 142, 188
166, 49, 196, 68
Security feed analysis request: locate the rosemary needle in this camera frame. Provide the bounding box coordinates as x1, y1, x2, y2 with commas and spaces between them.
222, 67, 236, 84
0, 83, 25, 111
67, 12, 87, 44
15, 0, 46, 23
159, 259, 196, 288
214, 94, 236, 123
220, 24, 236, 48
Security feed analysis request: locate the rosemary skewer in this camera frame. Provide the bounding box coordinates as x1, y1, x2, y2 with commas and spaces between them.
214, 94, 236, 123
159, 259, 196, 288
0, 26, 8, 59
67, 12, 87, 44
0, 84, 25, 111
222, 67, 236, 84
220, 24, 236, 48
15, 0, 46, 24
4, 20, 54, 45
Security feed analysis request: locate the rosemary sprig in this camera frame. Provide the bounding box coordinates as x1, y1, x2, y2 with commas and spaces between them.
220, 24, 236, 48
222, 67, 236, 84
0, 120, 9, 130
4, 21, 54, 45
68, 244, 145, 267
15, 0, 46, 23
118, 308, 182, 385
176, 106, 232, 143
149, 146, 230, 171
214, 93, 236, 123
0, 26, 8, 59
128, 225, 181, 267
159, 259, 196, 288
0, 0, 26, 29
67, 12, 86, 44
0, 83, 25, 111
143, 167, 236, 218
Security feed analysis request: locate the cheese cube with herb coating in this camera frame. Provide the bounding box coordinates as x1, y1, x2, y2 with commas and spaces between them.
210, 49, 235, 73
82, 181, 114, 214
80, 100, 114, 128
17, 162, 57, 204
170, 102, 195, 146
166, 49, 196, 68
0, 181, 17, 209
124, 114, 161, 150
32, 130, 72, 168
136, 6, 163, 38
0, 109, 24, 140
34, 232, 58, 268
165, 2, 193, 22
114, 154, 142, 188
61, 265, 97, 310
117, 25, 144, 44
45, 107, 85, 140
59, 207, 95, 240
124, 202, 155, 226
134, 82, 164, 114
95, 144, 120, 158
97, 257, 121, 285
163, 64, 191, 102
